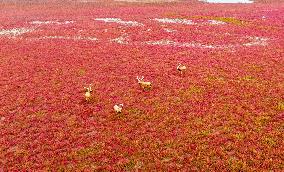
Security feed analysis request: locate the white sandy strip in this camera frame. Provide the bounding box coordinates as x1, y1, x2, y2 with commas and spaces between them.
94, 18, 144, 27
144, 39, 222, 49
0, 27, 34, 37
145, 36, 268, 49
243, 36, 269, 46
111, 33, 129, 44
30, 20, 74, 25
36, 35, 98, 41
153, 18, 226, 25
152, 18, 195, 25
207, 20, 227, 25
163, 28, 177, 32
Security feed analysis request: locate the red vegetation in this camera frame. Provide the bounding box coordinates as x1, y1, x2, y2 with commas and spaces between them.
0, 0, 283, 171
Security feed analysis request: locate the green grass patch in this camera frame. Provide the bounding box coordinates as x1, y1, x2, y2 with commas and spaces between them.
66, 115, 78, 127
193, 117, 204, 127
13, 147, 29, 158
262, 136, 277, 147
276, 101, 284, 111
125, 160, 136, 171
278, 161, 284, 170
179, 85, 204, 100
165, 96, 183, 105
199, 129, 211, 138
77, 68, 86, 76
205, 75, 226, 85
34, 110, 46, 117
128, 108, 144, 116
234, 133, 245, 141
161, 14, 248, 26
254, 115, 271, 127
72, 145, 102, 159
228, 157, 247, 171
222, 125, 232, 134
55, 68, 63, 74
118, 158, 143, 171
127, 108, 149, 120
213, 17, 247, 26
154, 106, 169, 114
222, 104, 233, 113
192, 16, 248, 26
240, 75, 257, 82
245, 64, 263, 73
163, 12, 186, 19
188, 85, 203, 94
51, 79, 62, 88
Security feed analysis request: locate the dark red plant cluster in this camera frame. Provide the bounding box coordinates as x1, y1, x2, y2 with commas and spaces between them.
0, 0, 283, 171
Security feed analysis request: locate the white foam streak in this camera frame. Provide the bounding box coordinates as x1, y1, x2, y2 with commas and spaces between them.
94, 18, 143, 27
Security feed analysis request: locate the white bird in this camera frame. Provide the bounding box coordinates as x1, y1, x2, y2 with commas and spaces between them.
114, 104, 124, 113
177, 63, 187, 75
